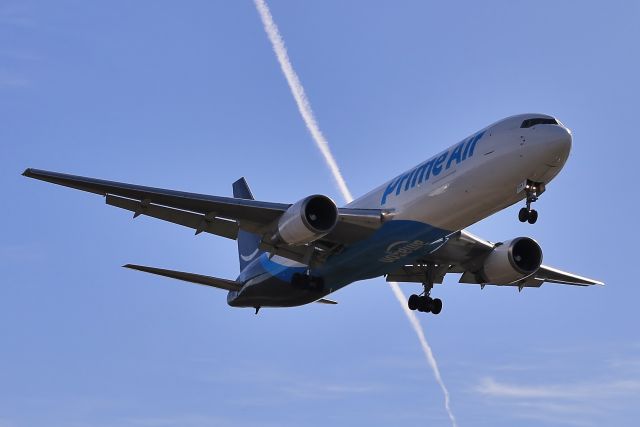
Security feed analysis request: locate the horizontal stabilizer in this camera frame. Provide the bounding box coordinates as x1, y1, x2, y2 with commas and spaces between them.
124, 264, 241, 291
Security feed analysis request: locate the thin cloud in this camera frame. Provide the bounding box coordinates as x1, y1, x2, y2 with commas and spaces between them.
608, 356, 640, 373
254, 2, 457, 426
514, 401, 600, 416
121, 414, 247, 427
476, 376, 640, 400
279, 382, 381, 400
194, 361, 381, 403
0, 71, 29, 88
474, 375, 640, 426
513, 408, 596, 427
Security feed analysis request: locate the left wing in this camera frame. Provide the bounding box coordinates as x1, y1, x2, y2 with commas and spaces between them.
23, 169, 388, 264
386, 230, 604, 288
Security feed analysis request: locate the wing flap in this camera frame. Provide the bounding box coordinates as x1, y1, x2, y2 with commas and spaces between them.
534, 265, 604, 286
124, 264, 242, 291
106, 195, 238, 239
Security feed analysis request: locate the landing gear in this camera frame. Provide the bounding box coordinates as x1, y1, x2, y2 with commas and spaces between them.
408, 294, 443, 314
431, 298, 443, 315
519, 181, 543, 224
519, 207, 538, 224
407, 265, 443, 315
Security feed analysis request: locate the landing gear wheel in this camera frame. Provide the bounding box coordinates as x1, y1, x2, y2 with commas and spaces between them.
431, 298, 443, 315
519, 180, 544, 224
417, 296, 432, 313
414, 265, 444, 315
408, 294, 420, 311
519, 207, 529, 222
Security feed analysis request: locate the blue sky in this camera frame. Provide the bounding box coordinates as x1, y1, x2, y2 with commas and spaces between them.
2, 1, 639, 426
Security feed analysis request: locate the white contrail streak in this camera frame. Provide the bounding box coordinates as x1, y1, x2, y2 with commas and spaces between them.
388, 283, 458, 427
254, 1, 457, 426
253, 0, 353, 203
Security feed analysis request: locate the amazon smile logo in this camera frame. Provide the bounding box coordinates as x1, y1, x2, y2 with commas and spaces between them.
240, 248, 260, 262
379, 240, 427, 263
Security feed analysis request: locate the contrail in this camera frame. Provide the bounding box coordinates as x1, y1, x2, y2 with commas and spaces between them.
253, 1, 457, 426
253, 0, 353, 202
388, 283, 457, 427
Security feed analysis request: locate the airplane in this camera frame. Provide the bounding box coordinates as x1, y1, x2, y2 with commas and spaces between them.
23, 113, 603, 315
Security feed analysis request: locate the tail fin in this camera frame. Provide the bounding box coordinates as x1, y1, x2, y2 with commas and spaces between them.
233, 177, 264, 271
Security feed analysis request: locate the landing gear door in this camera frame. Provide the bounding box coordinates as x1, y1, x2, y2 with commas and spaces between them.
516, 180, 527, 194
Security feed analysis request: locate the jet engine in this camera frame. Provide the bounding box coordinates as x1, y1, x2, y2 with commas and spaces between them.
482, 237, 543, 284
276, 195, 338, 245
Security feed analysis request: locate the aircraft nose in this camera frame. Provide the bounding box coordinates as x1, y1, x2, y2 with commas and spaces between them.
544, 125, 572, 166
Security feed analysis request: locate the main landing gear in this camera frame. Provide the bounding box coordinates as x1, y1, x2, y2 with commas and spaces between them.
518, 181, 543, 224
408, 292, 442, 314
407, 266, 442, 315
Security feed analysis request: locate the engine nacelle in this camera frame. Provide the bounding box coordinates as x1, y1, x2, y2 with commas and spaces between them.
276, 195, 338, 245
482, 237, 543, 284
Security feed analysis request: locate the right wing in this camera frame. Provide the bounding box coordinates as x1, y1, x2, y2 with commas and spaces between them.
386, 230, 604, 288
23, 169, 389, 264
533, 265, 605, 286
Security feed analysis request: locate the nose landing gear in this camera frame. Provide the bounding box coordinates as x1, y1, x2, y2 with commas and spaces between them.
519, 181, 543, 224
519, 207, 538, 224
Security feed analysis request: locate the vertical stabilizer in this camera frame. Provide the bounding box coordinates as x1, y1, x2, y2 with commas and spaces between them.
233, 178, 264, 271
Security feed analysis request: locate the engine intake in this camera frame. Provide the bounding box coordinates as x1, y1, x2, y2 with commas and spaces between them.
276, 195, 338, 245
482, 237, 543, 284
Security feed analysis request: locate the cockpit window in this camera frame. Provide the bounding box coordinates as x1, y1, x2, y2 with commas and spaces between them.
521, 118, 558, 128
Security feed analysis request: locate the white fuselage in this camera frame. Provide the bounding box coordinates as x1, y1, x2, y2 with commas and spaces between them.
348, 113, 572, 231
